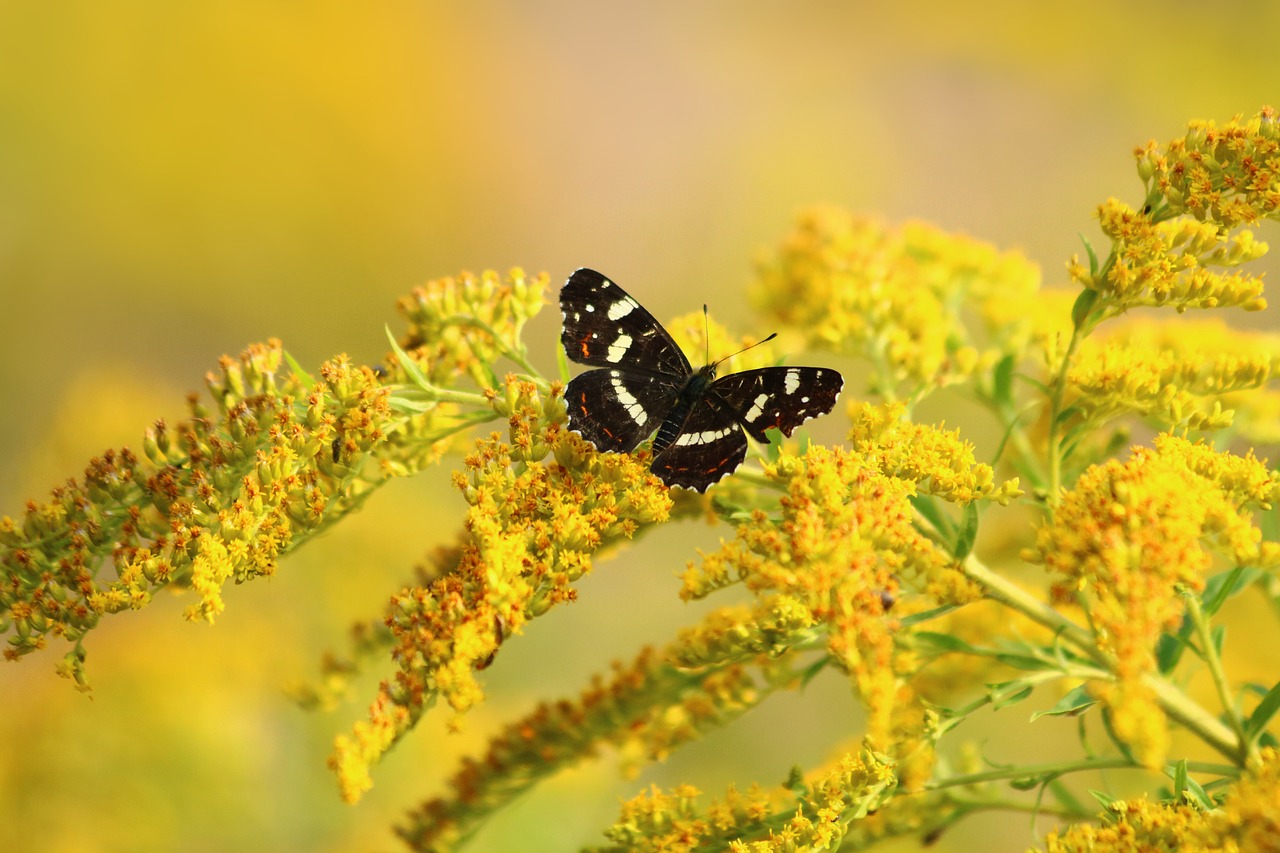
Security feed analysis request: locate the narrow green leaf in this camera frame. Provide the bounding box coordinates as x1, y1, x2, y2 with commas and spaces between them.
1202, 566, 1260, 618
911, 494, 954, 538
797, 656, 829, 690
994, 653, 1055, 672
914, 631, 979, 655
1170, 759, 1188, 801
385, 324, 431, 391
953, 502, 980, 559
1244, 679, 1280, 741
992, 684, 1034, 710
897, 604, 960, 629
1183, 775, 1213, 810
1087, 789, 1117, 810
1031, 684, 1096, 721
1156, 620, 1192, 674
283, 350, 316, 389
992, 354, 1016, 404
1071, 287, 1100, 329
1079, 232, 1099, 277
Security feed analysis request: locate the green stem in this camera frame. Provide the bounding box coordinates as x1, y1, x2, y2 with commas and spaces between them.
960, 556, 1242, 763
1184, 593, 1255, 763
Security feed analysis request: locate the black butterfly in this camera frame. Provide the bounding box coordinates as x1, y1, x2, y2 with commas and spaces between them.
560, 268, 844, 491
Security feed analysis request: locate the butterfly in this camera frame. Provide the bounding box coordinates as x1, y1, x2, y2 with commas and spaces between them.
559, 268, 844, 491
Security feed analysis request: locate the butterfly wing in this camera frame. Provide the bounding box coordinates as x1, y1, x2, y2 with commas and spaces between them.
650, 396, 748, 492
560, 268, 693, 378
564, 368, 683, 453
709, 367, 844, 441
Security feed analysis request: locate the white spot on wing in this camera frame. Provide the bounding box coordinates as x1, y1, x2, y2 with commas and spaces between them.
585, 304, 595, 312
745, 393, 769, 422
607, 299, 637, 321
674, 426, 734, 446
606, 334, 633, 363
610, 375, 647, 426
784, 369, 801, 395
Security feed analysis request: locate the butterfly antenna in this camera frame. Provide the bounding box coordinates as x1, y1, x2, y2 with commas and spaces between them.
703, 304, 711, 367
713, 332, 778, 368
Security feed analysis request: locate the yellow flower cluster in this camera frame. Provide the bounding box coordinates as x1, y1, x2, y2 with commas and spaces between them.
330, 376, 674, 804
681, 445, 956, 759
595, 746, 895, 852
398, 637, 794, 851
0, 341, 397, 689
1067, 316, 1280, 435
1043, 747, 1280, 851
1068, 199, 1267, 314
847, 401, 1022, 506
753, 207, 1043, 400
1027, 435, 1280, 767
1136, 107, 1280, 228
396, 268, 547, 388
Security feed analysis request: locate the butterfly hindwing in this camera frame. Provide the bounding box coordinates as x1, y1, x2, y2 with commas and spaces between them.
709, 367, 844, 441
560, 268, 692, 377
650, 395, 748, 491
564, 369, 682, 453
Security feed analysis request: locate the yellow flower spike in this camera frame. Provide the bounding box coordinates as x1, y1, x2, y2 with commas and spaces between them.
1028, 435, 1278, 767
754, 208, 1042, 400
847, 401, 1022, 505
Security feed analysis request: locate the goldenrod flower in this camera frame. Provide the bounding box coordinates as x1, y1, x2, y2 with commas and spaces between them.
1027, 436, 1280, 767
331, 376, 674, 803
848, 401, 1022, 506
1136, 107, 1280, 228
754, 208, 1042, 400
1042, 748, 1280, 851
681, 444, 959, 760
1065, 316, 1280, 435
595, 746, 895, 851
1069, 199, 1267, 314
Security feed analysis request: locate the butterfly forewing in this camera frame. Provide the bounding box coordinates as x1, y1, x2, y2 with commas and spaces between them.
560, 268, 692, 378
709, 367, 845, 441
564, 369, 682, 453
650, 395, 748, 491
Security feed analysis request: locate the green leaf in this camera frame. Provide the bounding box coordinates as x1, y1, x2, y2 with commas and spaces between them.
994, 653, 1055, 672
1156, 619, 1193, 674
1087, 789, 1117, 810
1170, 759, 1188, 801
1079, 232, 1100, 277
797, 656, 829, 690
1244, 679, 1280, 742
911, 494, 954, 538
991, 684, 1034, 710
1031, 685, 1096, 721
1202, 566, 1261, 618
992, 354, 1016, 405
953, 502, 980, 559
914, 632, 979, 655
283, 350, 316, 389
1071, 287, 1100, 329
385, 324, 432, 391
897, 604, 960, 629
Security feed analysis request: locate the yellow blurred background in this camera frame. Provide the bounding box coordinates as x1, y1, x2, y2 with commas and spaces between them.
2, 2, 1279, 851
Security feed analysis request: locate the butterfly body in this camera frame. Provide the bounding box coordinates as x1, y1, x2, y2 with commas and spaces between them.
560, 268, 842, 491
